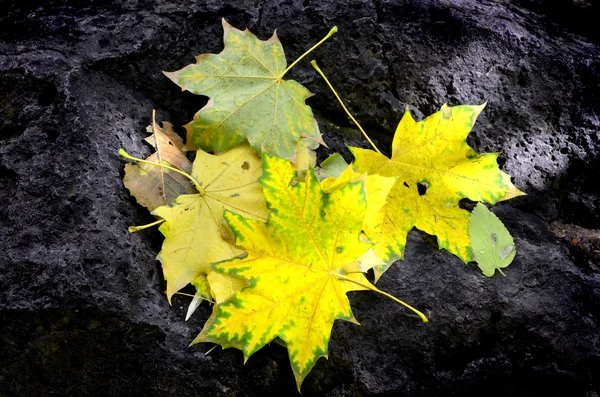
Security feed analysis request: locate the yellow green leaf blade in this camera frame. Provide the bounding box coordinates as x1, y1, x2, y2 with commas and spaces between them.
351, 104, 524, 273
193, 154, 375, 390
193, 144, 267, 221
164, 19, 323, 160
259, 155, 371, 272
151, 143, 268, 302
186, 271, 248, 321
390, 104, 524, 206
321, 164, 397, 280
349, 147, 416, 266
206, 271, 248, 304
321, 164, 397, 237
469, 203, 516, 277
192, 275, 212, 301
123, 113, 195, 211
293, 138, 318, 172
152, 194, 243, 301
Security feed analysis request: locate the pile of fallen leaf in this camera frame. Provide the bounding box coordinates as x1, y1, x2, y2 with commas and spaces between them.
119, 19, 524, 390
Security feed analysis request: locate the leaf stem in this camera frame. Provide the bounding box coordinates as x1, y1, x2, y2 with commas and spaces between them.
128, 218, 165, 233
335, 273, 428, 322
205, 345, 218, 355
175, 291, 198, 298
118, 148, 204, 194
280, 26, 338, 77
311, 60, 382, 154
176, 291, 215, 304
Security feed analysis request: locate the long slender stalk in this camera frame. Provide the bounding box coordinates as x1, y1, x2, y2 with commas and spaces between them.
280, 26, 338, 77
118, 148, 204, 194
335, 273, 428, 323
128, 218, 165, 233
205, 345, 218, 355
311, 60, 382, 154
175, 291, 215, 304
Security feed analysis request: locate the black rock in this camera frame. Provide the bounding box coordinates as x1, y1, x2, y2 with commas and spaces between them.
1, 0, 599, 396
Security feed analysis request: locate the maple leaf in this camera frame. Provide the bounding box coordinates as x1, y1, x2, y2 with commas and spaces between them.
469, 203, 516, 277
320, 164, 397, 274
350, 104, 525, 279
164, 19, 335, 161
192, 154, 425, 390
148, 143, 268, 302
123, 111, 195, 211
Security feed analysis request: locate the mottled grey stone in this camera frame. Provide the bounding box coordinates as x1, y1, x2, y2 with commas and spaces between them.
1, 0, 599, 396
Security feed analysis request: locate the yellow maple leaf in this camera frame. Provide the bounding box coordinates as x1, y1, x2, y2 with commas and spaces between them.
320, 164, 397, 275
149, 143, 268, 302
351, 104, 525, 278
193, 154, 426, 390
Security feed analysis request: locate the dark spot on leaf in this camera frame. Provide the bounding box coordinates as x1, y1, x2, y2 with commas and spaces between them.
403, 181, 409, 188
230, 193, 240, 198
241, 161, 250, 170
491, 232, 497, 245
320, 210, 326, 217
336, 246, 343, 254
417, 182, 427, 196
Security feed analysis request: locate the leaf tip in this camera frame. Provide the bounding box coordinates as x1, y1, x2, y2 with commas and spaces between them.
471, 102, 487, 122
221, 17, 233, 32
501, 184, 527, 201
267, 29, 279, 44
162, 70, 180, 86
441, 103, 451, 118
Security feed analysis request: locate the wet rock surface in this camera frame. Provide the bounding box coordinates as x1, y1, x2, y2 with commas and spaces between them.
1, 0, 599, 396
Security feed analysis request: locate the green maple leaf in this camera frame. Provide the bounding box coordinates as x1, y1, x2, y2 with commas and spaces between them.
192, 154, 426, 390
164, 19, 336, 160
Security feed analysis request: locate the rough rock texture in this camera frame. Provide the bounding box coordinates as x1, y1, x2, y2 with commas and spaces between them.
1, 0, 599, 396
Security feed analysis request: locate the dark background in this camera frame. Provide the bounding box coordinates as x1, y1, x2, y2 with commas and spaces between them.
1, 0, 599, 395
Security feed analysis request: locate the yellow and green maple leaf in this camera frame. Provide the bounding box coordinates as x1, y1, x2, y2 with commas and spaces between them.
151, 143, 268, 302
320, 164, 398, 274
193, 154, 383, 390
164, 19, 326, 161
350, 104, 525, 279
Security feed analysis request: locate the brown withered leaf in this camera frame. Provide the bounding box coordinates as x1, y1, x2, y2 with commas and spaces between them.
123, 111, 196, 211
